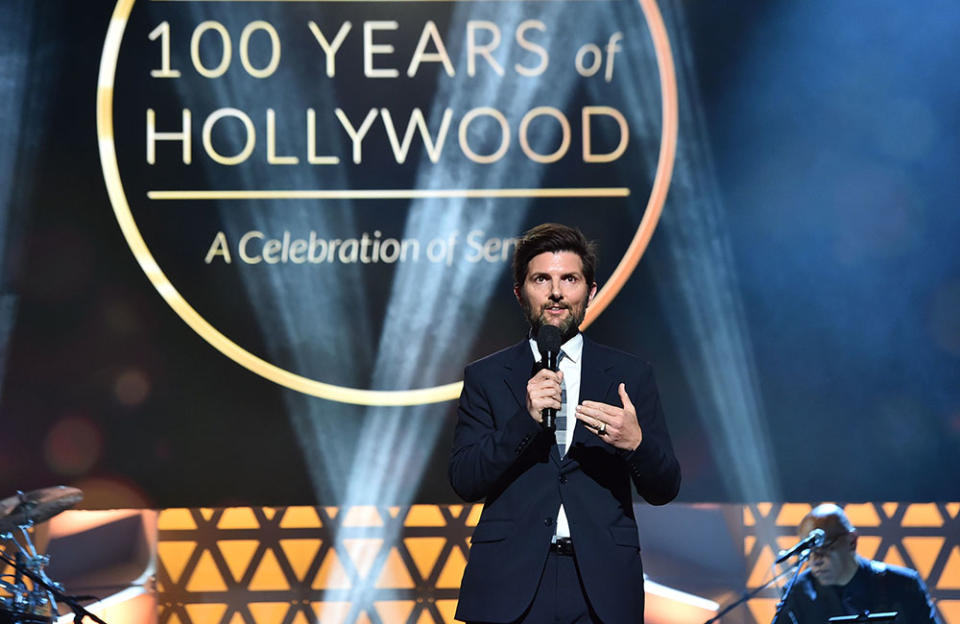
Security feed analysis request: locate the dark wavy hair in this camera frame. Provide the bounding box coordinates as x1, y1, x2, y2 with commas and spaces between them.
512, 223, 597, 287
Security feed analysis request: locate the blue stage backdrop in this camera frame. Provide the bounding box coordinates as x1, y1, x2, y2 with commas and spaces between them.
0, 0, 958, 507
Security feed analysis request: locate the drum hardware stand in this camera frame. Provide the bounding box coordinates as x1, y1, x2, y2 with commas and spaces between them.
0, 487, 104, 624
3, 522, 59, 618
0, 533, 107, 624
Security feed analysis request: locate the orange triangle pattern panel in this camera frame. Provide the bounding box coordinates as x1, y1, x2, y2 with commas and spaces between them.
157, 505, 477, 624
157, 503, 960, 624
742, 503, 960, 624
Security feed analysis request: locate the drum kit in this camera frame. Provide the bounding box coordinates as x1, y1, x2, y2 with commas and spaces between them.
0, 486, 106, 624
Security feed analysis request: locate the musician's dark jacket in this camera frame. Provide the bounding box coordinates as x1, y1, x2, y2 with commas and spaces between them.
773, 556, 942, 624
448, 336, 681, 624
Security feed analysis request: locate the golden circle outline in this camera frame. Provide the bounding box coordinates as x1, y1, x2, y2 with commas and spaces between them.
96, 0, 678, 406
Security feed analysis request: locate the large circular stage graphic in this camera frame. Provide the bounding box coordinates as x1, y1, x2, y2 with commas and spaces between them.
97, 0, 677, 405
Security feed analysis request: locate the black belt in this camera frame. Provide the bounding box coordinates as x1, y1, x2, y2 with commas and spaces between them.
549, 537, 574, 556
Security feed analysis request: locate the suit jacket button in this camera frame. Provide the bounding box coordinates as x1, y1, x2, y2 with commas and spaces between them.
544, 517, 554, 526
559, 476, 567, 484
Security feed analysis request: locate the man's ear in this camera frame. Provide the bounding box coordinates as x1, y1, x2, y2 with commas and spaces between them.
587, 282, 598, 305
848, 532, 858, 553
514, 284, 522, 303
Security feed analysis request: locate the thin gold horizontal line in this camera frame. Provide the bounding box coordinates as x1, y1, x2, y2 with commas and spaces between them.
147, 188, 630, 199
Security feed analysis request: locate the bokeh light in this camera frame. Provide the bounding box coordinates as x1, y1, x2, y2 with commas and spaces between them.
113, 367, 151, 406
43, 414, 103, 476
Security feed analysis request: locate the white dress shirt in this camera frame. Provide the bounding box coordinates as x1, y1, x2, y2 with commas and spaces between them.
528, 332, 583, 539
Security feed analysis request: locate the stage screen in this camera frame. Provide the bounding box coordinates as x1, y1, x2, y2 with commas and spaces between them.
0, 0, 958, 508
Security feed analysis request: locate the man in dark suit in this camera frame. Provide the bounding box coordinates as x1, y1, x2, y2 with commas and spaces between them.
449, 223, 681, 624
773, 504, 942, 624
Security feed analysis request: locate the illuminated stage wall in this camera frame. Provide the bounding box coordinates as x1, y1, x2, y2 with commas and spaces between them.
1, 0, 960, 510
149, 502, 960, 624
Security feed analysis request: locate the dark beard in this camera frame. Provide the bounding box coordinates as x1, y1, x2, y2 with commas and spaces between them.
520, 298, 583, 342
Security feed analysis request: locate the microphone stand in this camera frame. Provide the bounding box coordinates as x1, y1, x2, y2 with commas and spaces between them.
703, 550, 810, 624
0, 547, 109, 624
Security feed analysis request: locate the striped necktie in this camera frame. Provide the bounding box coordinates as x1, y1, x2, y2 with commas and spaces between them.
556, 351, 567, 455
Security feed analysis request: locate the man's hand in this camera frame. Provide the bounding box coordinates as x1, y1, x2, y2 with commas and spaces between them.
575, 383, 643, 451
526, 368, 563, 423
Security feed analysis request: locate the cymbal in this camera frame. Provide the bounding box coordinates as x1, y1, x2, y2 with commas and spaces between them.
0, 487, 83, 532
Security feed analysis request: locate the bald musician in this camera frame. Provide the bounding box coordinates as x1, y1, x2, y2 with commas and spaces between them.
773, 504, 942, 623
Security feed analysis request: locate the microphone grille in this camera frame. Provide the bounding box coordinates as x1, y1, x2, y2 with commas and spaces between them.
536, 325, 562, 355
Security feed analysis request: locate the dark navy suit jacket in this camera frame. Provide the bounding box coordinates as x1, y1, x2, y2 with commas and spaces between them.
449, 337, 681, 624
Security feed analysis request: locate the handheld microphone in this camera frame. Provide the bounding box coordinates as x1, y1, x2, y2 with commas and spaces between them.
536, 325, 562, 431
776, 528, 826, 564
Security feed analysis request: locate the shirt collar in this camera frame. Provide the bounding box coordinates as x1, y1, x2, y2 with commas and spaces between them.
527, 332, 583, 364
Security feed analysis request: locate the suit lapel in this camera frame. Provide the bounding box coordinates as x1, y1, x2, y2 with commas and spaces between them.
503, 339, 563, 466
502, 336, 618, 467
503, 340, 535, 413
565, 337, 616, 466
